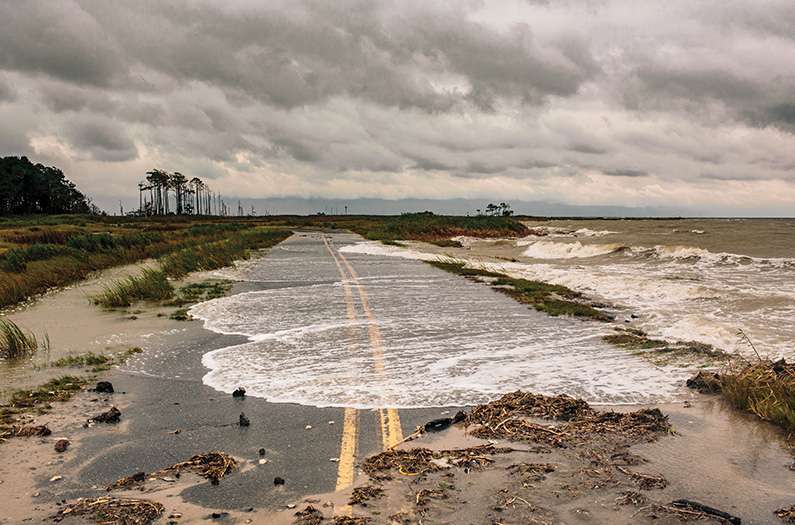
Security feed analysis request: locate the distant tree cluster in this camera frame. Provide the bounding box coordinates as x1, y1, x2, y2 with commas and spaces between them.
137, 169, 245, 216
0, 156, 95, 215
477, 202, 514, 216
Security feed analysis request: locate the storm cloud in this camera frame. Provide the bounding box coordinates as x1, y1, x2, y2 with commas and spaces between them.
0, 0, 793, 214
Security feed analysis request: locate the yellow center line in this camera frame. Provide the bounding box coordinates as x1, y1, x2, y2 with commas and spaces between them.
321, 236, 360, 494
336, 249, 404, 447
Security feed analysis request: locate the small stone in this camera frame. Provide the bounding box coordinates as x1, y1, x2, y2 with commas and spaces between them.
286, 504, 296, 509
239, 413, 250, 427
49, 475, 63, 483
304, 425, 312, 430
327, 421, 335, 425
168, 513, 182, 519
258, 448, 266, 456
160, 477, 177, 482
258, 459, 269, 465
329, 458, 340, 462
131, 472, 146, 482
273, 476, 285, 486
210, 511, 229, 520
54, 439, 70, 453
94, 381, 114, 394
232, 387, 246, 398
90, 406, 121, 424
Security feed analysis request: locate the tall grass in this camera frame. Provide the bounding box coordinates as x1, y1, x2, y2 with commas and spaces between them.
160, 229, 290, 278
0, 318, 43, 359
92, 268, 174, 308
718, 359, 795, 436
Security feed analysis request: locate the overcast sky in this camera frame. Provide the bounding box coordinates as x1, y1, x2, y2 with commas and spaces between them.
1, 0, 794, 215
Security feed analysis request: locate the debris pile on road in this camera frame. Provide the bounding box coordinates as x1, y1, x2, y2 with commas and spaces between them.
55, 496, 163, 525
107, 451, 237, 490
466, 392, 670, 447
777, 505, 795, 524
362, 444, 513, 480
1, 424, 51, 437
349, 485, 384, 505
159, 451, 237, 484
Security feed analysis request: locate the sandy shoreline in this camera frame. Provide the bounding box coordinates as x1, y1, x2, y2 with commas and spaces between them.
1, 243, 793, 524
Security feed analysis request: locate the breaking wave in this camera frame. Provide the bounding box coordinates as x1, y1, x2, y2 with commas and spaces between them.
522, 241, 627, 259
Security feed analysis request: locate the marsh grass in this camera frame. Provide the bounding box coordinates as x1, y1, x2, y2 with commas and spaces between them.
713, 359, 795, 436
93, 268, 174, 308
427, 260, 611, 321
52, 352, 112, 368
358, 213, 529, 243
0, 318, 44, 359
159, 229, 289, 278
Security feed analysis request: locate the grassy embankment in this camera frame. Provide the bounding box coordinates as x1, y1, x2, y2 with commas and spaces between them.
91, 227, 289, 309
427, 260, 611, 321
277, 212, 529, 243
0, 216, 289, 309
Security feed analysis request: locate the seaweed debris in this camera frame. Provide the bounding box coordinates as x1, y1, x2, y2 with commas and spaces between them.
362, 444, 513, 480
106, 452, 238, 490
776, 505, 795, 524
465, 391, 670, 446
56, 497, 164, 525
349, 485, 385, 506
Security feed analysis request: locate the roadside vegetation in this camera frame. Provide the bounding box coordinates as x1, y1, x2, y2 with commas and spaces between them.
93, 268, 174, 308
0, 216, 290, 309
0, 317, 46, 359
427, 260, 611, 321
688, 358, 795, 438
604, 327, 728, 366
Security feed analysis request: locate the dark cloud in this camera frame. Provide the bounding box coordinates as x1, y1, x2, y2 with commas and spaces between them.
64, 117, 138, 162
603, 169, 647, 178
0, 76, 15, 103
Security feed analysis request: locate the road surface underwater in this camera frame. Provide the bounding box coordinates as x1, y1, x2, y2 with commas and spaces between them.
177, 232, 690, 408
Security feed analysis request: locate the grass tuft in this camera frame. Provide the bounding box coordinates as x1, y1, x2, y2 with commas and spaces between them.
52, 352, 112, 368
92, 268, 174, 308
0, 318, 43, 359
714, 359, 795, 436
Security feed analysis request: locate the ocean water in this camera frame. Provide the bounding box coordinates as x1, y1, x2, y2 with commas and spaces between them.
190, 232, 692, 408
348, 219, 795, 360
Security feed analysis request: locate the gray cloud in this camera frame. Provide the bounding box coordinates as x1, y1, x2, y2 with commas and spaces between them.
0, 0, 793, 214
64, 117, 138, 162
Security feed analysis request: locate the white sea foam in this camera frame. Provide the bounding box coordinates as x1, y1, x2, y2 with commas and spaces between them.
344, 237, 795, 359
522, 241, 626, 259
188, 234, 694, 408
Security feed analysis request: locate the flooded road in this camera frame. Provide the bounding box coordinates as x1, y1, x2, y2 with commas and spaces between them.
189, 231, 690, 408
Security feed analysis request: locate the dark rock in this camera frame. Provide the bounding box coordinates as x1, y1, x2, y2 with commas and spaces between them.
90, 406, 121, 424
209, 511, 229, 520
685, 371, 722, 394
239, 413, 250, 427
232, 387, 246, 398
273, 476, 285, 486
94, 381, 114, 394
131, 471, 146, 482
258, 448, 266, 456
54, 439, 70, 453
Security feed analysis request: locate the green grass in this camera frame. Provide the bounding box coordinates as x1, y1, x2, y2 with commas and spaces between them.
0, 318, 44, 359
427, 260, 611, 321
52, 352, 112, 368
604, 328, 728, 366
1, 375, 88, 434
169, 308, 190, 321
354, 213, 529, 243
159, 229, 290, 278
92, 268, 174, 308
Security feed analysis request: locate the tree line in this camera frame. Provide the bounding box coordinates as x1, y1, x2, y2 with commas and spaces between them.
137, 169, 244, 216
0, 156, 97, 215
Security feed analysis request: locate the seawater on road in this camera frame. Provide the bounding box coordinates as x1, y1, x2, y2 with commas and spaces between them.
191, 231, 689, 408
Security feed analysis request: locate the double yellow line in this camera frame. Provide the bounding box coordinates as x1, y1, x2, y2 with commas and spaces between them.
321, 235, 403, 492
